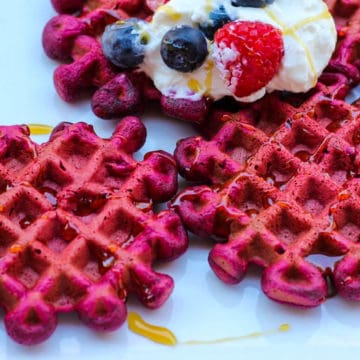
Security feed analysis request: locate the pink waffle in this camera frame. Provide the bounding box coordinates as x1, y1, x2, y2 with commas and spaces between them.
0, 117, 187, 345
173, 91, 360, 307
42, 0, 360, 125
42, 0, 210, 124
171, 0, 360, 307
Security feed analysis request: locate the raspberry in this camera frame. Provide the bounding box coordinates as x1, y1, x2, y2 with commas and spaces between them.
214, 20, 284, 98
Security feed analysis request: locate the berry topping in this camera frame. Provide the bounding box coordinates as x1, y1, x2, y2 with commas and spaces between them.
214, 20, 284, 98
199, 5, 232, 41
231, 0, 275, 7
101, 19, 148, 69
160, 25, 208, 73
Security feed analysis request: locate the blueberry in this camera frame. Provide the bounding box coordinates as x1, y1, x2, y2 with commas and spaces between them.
199, 6, 232, 40
231, 0, 274, 7
160, 25, 208, 73
101, 19, 148, 69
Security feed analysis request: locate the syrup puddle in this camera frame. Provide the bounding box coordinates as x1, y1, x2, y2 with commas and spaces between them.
128, 311, 290, 347
28, 124, 53, 135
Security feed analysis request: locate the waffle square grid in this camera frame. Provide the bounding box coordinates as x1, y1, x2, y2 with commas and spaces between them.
0, 118, 187, 345
173, 85, 360, 307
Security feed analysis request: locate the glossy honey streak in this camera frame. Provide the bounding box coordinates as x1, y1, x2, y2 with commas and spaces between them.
128, 312, 290, 346
10, 244, 23, 254
183, 323, 291, 345
157, 5, 182, 21
188, 78, 203, 93
127, 312, 178, 346
263, 8, 330, 85
205, 0, 212, 13
204, 60, 214, 95
28, 124, 53, 135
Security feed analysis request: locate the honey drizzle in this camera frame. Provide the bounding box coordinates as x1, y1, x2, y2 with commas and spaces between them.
263, 8, 332, 86
188, 78, 203, 93
204, 60, 214, 95
183, 323, 291, 345
10, 244, 23, 254
188, 60, 215, 95
127, 311, 177, 346
28, 124, 53, 135
205, 0, 212, 13
292, 10, 332, 31
157, 5, 181, 21
128, 311, 290, 347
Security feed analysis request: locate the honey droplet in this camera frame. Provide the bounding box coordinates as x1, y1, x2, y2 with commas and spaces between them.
28, 124, 53, 135
108, 244, 117, 253
278, 201, 291, 209
221, 114, 233, 122
338, 26, 349, 37
326, 120, 343, 133
278, 323, 290, 332
10, 244, 23, 253
74, 193, 108, 216
60, 222, 78, 242
127, 311, 177, 346
307, 109, 315, 118
245, 208, 259, 218
337, 191, 351, 201
294, 150, 311, 162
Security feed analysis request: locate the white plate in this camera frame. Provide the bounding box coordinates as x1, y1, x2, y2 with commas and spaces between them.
1, 2, 360, 359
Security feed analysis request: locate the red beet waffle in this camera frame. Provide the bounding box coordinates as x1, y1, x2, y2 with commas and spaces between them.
326, 0, 360, 84
173, 88, 360, 307
42, 0, 209, 124
0, 117, 187, 345
42, 0, 360, 124
171, 0, 360, 307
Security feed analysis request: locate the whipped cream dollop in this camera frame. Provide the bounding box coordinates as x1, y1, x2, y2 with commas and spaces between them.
139, 0, 337, 102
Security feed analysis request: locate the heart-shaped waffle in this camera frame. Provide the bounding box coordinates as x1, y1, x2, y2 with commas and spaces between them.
0, 117, 187, 345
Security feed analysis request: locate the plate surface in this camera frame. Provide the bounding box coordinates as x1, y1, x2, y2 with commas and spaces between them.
1, 2, 360, 359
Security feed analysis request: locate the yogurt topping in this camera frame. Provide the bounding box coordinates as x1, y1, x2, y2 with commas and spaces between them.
139, 0, 337, 102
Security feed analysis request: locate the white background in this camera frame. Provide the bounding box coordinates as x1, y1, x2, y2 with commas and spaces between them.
0, 1, 360, 359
